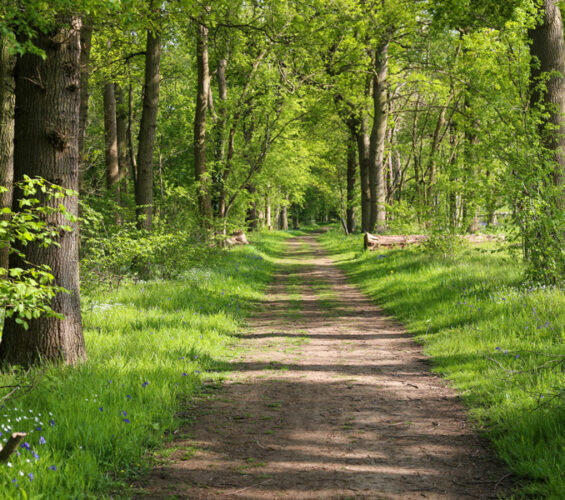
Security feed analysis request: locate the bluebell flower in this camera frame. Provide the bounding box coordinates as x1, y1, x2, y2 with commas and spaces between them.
126, 395, 132, 400
121, 410, 127, 417
49, 419, 55, 427
123, 418, 131, 423
142, 381, 149, 387
28, 473, 33, 481
99, 407, 103, 412
39, 436, 46, 445
33, 452, 39, 460
49, 465, 57, 471
20, 442, 31, 451
182, 372, 188, 376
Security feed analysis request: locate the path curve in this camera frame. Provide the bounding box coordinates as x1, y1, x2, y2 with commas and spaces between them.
135, 235, 512, 499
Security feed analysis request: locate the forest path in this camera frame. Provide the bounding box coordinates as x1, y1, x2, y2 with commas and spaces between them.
134, 234, 511, 499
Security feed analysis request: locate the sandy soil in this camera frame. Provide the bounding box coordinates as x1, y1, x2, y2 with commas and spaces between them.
133, 235, 513, 499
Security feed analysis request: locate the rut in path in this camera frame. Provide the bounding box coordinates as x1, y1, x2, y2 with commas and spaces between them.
134, 235, 512, 499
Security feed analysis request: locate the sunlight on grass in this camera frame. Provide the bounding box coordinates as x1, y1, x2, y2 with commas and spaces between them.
320, 228, 565, 498
0, 231, 288, 499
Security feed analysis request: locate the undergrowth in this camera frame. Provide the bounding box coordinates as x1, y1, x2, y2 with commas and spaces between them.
320, 228, 565, 499
0, 230, 288, 499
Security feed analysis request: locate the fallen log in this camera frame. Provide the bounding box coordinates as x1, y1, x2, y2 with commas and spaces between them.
364, 232, 505, 250
225, 230, 249, 246
364, 233, 427, 250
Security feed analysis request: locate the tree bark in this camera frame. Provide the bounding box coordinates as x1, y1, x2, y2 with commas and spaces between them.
78, 23, 92, 188
368, 41, 389, 233
0, 38, 15, 272
194, 22, 213, 223
103, 82, 120, 196
346, 134, 356, 234
281, 195, 289, 230
353, 119, 371, 232
0, 16, 86, 367
530, 0, 565, 211
135, 30, 161, 230
115, 84, 129, 188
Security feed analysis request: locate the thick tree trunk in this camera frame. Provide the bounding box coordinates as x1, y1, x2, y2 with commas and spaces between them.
0, 17, 86, 367
530, 0, 565, 211
368, 41, 389, 233
135, 30, 160, 231
194, 22, 213, 223
78, 23, 92, 188
346, 135, 356, 234
103, 82, 120, 196
0, 38, 15, 272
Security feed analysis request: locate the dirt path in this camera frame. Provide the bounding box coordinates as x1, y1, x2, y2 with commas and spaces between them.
134, 235, 512, 499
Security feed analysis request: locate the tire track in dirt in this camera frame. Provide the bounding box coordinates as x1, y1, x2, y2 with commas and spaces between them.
133, 234, 513, 499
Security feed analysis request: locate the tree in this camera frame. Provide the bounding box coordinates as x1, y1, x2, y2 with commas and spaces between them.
0, 16, 86, 366
135, 28, 161, 231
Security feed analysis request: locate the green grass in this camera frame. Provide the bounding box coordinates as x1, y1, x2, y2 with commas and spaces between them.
0, 230, 288, 499
320, 228, 565, 498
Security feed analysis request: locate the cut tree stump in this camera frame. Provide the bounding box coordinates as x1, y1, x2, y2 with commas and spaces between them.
363, 233, 505, 250
225, 231, 249, 246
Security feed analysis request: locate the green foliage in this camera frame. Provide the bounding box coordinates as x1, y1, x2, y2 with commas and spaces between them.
0, 177, 76, 329
0, 231, 287, 498
321, 228, 565, 498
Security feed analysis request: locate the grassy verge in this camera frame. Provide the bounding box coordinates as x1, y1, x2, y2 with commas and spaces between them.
0, 230, 288, 499
320, 228, 565, 498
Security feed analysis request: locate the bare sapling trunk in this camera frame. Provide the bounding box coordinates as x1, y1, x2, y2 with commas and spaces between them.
194, 22, 213, 224
355, 122, 371, 233
103, 82, 120, 198
0, 16, 86, 366
0, 38, 15, 272
135, 30, 161, 231
115, 84, 129, 191
78, 23, 92, 188
346, 135, 356, 234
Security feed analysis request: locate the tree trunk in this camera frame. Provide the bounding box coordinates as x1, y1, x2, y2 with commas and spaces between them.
115, 84, 129, 190
78, 23, 92, 188
127, 82, 137, 183
194, 22, 212, 223
368, 41, 389, 233
265, 191, 272, 230
135, 30, 161, 231
530, 0, 565, 211
346, 135, 356, 234
103, 82, 120, 196
281, 196, 289, 230
355, 121, 371, 232
0, 16, 86, 367
0, 38, 15, 272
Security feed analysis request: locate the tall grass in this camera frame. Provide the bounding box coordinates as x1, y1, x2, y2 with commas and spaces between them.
0, 231, 287, 499
320, 229, 565, 498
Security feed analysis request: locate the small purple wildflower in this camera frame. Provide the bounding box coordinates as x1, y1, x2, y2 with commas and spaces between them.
182, 373, 188, 376
195, 370, 200, 374
39, 436, 46, 445
36, 426, 42, 431
99, 407, 103, 412
49, 465, 57, 471
33, 452, 39, 461
49, 419, 55, 427
28, 473, 33, 481
20, 442, 31, 451
495, 347, 501, 351
515, 354, 519, 359
121, 410, 127, 417
504, 350, 508, 355
142, 381, 149, 387
126, 395, 132, 400
123, 418, 131, 424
